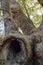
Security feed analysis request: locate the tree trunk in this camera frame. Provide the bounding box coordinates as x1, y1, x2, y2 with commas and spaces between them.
10, 0, 35, 35
0, 0, 43, 65
38, 0, 43, 6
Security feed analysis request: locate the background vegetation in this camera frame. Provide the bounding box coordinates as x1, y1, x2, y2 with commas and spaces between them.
17, 0, 43, 27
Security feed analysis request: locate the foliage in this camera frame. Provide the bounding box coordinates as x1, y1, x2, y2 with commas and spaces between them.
17, 0, 43, 28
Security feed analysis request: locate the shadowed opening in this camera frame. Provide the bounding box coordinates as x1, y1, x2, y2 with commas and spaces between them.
10, 39, 21, 53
